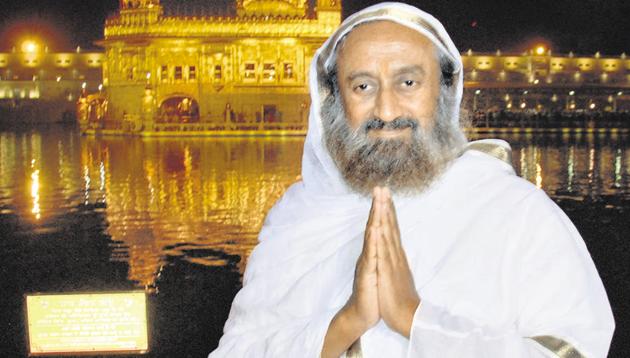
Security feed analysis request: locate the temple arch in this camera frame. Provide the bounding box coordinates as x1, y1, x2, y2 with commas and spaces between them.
158, 94, 200, 123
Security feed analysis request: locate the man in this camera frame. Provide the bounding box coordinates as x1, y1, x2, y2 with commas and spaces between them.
209, 3, 614, 357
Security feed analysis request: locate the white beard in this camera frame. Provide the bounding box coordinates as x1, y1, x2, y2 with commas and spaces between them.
321, 91, 467, 196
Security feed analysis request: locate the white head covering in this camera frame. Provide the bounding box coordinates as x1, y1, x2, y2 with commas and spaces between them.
301, 2, 464, 196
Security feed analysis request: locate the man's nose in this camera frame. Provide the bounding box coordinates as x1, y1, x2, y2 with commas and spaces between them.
373, 87, 401, 122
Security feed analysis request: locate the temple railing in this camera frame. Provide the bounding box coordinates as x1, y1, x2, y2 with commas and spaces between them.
149, 121, 307, 132
117, 113, 307, 132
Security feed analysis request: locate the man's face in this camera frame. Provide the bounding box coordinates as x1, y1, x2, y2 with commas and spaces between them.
322, 20, 466, 196
336, 20, 441, 140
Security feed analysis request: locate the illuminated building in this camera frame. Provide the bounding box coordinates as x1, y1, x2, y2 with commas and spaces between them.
0, 42, 103, 123
461, 48, 630, 113
84, 0, 341, 134
3, 1, 628, 131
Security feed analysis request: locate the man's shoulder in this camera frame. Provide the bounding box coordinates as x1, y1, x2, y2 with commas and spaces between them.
455, 150, 576, 232
441, 149, 568, 229
449, 148, 537, 198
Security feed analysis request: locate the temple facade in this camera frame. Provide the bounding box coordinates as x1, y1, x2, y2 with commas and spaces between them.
89, 0, 341, 134
77, 0, 629, 134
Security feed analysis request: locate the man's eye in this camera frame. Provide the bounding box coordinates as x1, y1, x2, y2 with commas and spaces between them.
403, 80, 416, 87
355, 83, 369, 91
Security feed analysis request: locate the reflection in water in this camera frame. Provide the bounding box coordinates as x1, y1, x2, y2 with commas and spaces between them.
0, 130, 629, 290
0, 131, 627, 287
478, 132, 630, 200
1, 129, 629, 356
30, 166, 40, 220
568, 147, 575, 191
79, 136, 304, 288
1, 131, 630, 286
616, 149, 622, 187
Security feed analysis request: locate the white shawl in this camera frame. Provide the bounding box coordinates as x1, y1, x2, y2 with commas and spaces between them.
209, 3, 614, 357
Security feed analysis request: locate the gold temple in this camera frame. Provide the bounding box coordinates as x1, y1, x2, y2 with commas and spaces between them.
82, 0, 341, 135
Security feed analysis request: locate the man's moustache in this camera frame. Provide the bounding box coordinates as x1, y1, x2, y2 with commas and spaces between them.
362, 117, 419, 132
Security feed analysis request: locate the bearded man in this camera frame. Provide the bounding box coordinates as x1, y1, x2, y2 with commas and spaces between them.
209, 3, 614, 357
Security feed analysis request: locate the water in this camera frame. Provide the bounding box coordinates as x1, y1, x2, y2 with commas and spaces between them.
0, 127, 628, 357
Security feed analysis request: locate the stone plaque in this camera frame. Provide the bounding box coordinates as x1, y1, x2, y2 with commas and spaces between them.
26, 291, 148, 355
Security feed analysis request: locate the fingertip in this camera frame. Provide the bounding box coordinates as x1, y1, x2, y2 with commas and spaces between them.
377, 187, 386, 203
387, 189, 392, 201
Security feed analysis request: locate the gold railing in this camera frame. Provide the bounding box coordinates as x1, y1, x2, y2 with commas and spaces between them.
115, 113, 308, 133
150, 121, 307, 132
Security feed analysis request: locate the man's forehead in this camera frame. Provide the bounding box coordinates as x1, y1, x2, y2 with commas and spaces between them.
335, 20, 438, 75
317, 3, 462, 81
338, 20, 436, 58
345, 20, 433, 44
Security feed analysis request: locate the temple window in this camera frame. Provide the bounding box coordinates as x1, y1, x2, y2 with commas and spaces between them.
214, 65, 222, 80
283, 62, 294, 79
263, 63, 276, 81
188, 66, 196, 81
244, 62, 256, 80
160, 65, 168, 82
126, 67, 134, 80
174, 66, 183, 80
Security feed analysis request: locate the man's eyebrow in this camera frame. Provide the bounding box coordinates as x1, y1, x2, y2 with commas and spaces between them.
394, 65, 426, 76
346, 71, 376, 82
345, 66, 426, 82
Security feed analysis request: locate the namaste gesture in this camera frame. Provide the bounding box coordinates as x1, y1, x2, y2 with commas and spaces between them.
322, 186, 420, 357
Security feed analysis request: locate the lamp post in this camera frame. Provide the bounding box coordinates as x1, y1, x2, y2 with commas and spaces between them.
614, 91, 623, 112
567, 90, 575, 111
473, 89, 480, 112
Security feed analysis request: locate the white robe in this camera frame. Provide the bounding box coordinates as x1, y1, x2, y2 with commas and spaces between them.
209, 3, 615, 357
209, 149, 614, 358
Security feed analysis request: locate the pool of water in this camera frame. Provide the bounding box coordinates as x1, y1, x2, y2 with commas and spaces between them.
0, 128, 628, 356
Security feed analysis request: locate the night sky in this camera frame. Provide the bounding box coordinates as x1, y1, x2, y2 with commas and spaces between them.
0, 0, 628, 55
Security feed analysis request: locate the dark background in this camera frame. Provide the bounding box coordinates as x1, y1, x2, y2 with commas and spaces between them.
0, 0, 628, 55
